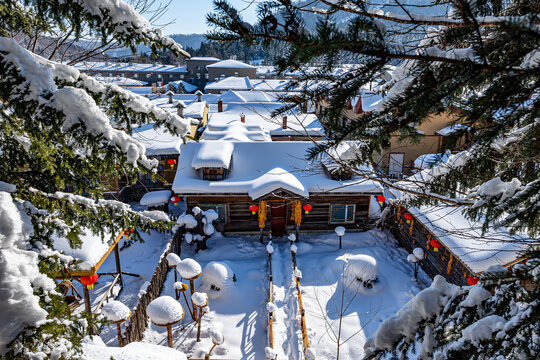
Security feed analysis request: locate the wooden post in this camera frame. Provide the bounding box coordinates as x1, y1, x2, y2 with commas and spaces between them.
295, 225, 299, 242
116, 324, 123, 347
83, 285, 91, 314
167, 325, 173, 348
114, 243, 123, 287
173, 265, 179, 300
190, 279, 198, 321
339, 235, 342, 249
259, 228, 264, 243
196, 312, 202, 342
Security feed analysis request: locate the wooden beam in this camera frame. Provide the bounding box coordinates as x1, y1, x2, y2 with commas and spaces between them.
83, 285, 91, 314
114, 243, 123, 287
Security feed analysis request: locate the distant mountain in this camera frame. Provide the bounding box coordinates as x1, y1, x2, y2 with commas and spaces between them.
169, 34, 207, 50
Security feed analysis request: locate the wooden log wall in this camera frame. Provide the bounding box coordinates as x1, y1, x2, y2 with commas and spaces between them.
386, 204, 473, 286
123, 237, 180, 343
186, 194, 376, 234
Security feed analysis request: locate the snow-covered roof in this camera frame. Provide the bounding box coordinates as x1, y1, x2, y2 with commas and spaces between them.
172, 141, 383, 200
73, 61, 187, 73
207, 59, 256, 69
413, 152, 451, 169
191, 141, 234, 169
218, 90, 277, 103
93, 76, 148, 86
201, 122, 271, 142
389, 189, 532, 273
188, 57, 220, 61
132, 123, 184, 156
350, 84, 384, 113
207, 102, 324, 137
140, 190, 173, 206
148, 95, 207, 120
205, 76, 325, 93
435, 124, 470, 136
52, 229, 116, 272
170, 80, 198, 93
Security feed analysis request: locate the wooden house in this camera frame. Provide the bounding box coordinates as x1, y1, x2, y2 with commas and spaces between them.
385, 188, 531, 285
171, 141, 383, 238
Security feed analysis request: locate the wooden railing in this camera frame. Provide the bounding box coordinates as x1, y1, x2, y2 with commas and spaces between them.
268, 252, 274, 350
291, 248, 309, 354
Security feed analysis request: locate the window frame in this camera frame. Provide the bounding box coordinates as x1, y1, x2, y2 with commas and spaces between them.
199, 204, 228, 224
329, 204, 356, 224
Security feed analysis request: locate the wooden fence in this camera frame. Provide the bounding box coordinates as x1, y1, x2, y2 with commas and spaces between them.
123, 233, 181, 343
291, 249, 310, 354
386, 203, 474, 285
267, 253, 274, 350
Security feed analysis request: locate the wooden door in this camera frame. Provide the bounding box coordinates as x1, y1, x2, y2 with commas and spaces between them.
270, 202, 287, 237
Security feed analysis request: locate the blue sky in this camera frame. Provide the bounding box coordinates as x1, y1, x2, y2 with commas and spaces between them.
157, 0, 260, 35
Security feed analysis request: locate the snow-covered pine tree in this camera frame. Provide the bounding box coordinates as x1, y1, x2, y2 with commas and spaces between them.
207, 1, 539, 358
0, 0, 190, 358
207, 0, 539, 237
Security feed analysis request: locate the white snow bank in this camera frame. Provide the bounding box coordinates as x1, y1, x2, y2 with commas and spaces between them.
200, 261, 235, 299
82, 336, 187, 360
177, 258, 202, 279
177, 213, 197, 229
306, 348, 317, 360
191, 141, 234, 170
343, 254, 379, 291
191, 292, 208, 307
364, 276, 461, 354
147, 296, 184, 325
101, 300, 131, 322
166, 253, 181, 267
140, 190, 173, 206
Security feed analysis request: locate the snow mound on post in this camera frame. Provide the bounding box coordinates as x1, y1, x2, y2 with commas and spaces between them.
306, 348, 317, 360
166, 253, 181, 267
413, 247, 424, 260
147, 296, 184, 325
266, 242, 274, 254
101, 300, 130, 322
211, 328, 224, 345
140, 190, 172, 206
288, 233, 296, 242
191, 292, 208, 307
343, 254, 379, 292
265, 346, 277, 360
266, 302, 277, 313
177, 213, 197, 229
335, 226, 346, 236
177, 258, 202, 279
200, 261, 236, 299
204, 209, 219, 223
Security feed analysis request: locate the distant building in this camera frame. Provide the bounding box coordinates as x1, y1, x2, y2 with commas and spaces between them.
207, 59, 257, 82
185, 57, 221, 90
74, 61, 188, 85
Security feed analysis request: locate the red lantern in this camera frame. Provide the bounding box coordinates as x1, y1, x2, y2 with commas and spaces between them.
167, 158, 177, 168
376, 195, 386, 205
404, 212, 413, 223
80, 274, 99, 289
467, 276, 479, 286
170, 196, 181, 206
430, 238, 442, 252
249, 204, 259, 215
303, 204, 312, 214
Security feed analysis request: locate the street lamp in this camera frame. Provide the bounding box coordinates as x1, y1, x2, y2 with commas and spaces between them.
335, 226, 345, 249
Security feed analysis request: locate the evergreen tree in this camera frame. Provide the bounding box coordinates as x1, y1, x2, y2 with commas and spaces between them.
207, 0, 539, 237
0, 0, 190, 358
207, 1, 539, 358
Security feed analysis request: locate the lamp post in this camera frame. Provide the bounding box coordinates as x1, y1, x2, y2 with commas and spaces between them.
335, 226, 345, 249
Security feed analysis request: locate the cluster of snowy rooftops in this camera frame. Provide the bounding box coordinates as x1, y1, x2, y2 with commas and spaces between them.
172, 141, 382, 200
205, 76, 325, 93
74, 61, 187, 73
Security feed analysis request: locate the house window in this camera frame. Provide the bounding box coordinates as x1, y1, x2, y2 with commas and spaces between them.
146, 73, 151, 78
330, 204, 355, 223
202, 168, 227, 181
134, 73, 139, 78
157, 73, 162, 78
205, 73, 209, 79
199, 205, 227, 223
169, 74, 173, 78
181, 74, 185, 79
197, 73, 201, 79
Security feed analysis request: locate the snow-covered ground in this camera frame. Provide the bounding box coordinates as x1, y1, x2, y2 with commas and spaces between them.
88, 230, 172, 345
130, 229, 429, 359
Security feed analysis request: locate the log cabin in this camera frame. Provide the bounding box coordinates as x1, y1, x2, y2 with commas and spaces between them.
172, 141, 383, 238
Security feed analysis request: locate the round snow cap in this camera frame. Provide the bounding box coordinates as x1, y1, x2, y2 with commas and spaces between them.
147, 296, 184, 326
335, 226, 346, 236
177, 258, 202, 279
101, 300, 131, 322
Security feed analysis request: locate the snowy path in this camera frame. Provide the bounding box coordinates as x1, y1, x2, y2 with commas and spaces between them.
270, 243, 303, 360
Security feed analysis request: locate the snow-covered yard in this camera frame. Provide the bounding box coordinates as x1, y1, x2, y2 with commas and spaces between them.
125, 229, 429, 359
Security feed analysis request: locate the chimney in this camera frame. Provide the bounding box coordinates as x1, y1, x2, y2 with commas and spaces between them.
176, 101, 186, 117
217, 99, 223, 112
240, 113, 245, 123
195, 90, 203, 102
282, 115, 287, 129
